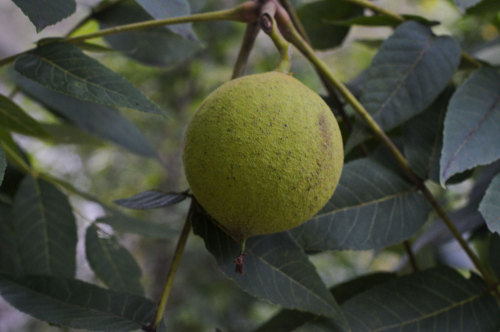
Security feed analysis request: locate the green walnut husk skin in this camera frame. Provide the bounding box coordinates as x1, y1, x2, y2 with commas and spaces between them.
183, 71, 343, 240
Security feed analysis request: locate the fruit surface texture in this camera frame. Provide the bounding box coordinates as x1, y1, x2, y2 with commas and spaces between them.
183, 71, 343, 239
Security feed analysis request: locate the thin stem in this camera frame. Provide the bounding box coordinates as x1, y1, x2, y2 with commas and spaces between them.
343, 0, 481, 69
260, 4, 292, 73
403, 240, 419, 272
278, 0, 311, 45
276, 11, 498, 291
147, 208, 192, 331
232, 22, 260, 79
0, 2, 259, 68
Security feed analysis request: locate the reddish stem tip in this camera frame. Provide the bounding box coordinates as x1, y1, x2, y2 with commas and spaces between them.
234, 251, 246, 275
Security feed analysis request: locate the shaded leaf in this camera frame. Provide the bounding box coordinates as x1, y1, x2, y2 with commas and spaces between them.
13, 72, 157, 158
254, 272, 395, 332
291, 158, 431, 251
136, 0, 198, 41
341, 267, 500, 331
0, 131, 31, 169
0, 145, 5, 187
191, 203, 347, 328
328, 14, 438, 28
479, 174, 500, 233
440, 68, 500, 185
403, 88, 451, 182
0, 274, 155, 331
40, 123, 105, 146
347, 21, 461, 151
12, 0, 76, 32
297, 1, 362, 50
95, 0, 200, 67
0, 203, 22, 275
14, 42, 164, 115
114, 190, 189, 210
85, 224, 143, 295
97, 213, 177, 239
0, 95, 49, 138
11, 175, 77, 276
489, 233, 500, 279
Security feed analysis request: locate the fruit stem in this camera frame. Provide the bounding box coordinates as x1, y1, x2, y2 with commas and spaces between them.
232, 22, 261, 79
0, 2, 260, 68
234, 238, 247, 275
342, 0, 482, 68
260, 3, 292, 73
403, 240, 419, 272
275, 4, 499, 294
147, 207, 193, 331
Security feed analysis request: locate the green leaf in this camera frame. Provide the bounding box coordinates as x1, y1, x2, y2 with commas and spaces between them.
0, 95, 49, 138
12, 0, 76, 32
11, 175, 77, 276
403, 88, 451, 183
0, 145, 5, 187
85, 224, 143, 295
13, 72, 157, 158
341, 267, 500, 331
97, 213, 177, 239
94, 0, 200, 67
489, 233, 500, 279
346, 21, 461, 151
14, 42, 164, 115
114, 190, 189, 210
191, 203, 347, 328
479, 174, 500, 233
440, 68, 500, 185
453, 0, 483, 12
291, 158, 431, 251
136, 0, 199, 41
254, 272, 395, 332
327, 14, 437, 28
0, 203, 23, 275
0, 274, 155, 331
297, 1, 362, 50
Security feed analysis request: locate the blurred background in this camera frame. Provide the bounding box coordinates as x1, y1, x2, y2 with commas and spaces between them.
0, 0, 498, 331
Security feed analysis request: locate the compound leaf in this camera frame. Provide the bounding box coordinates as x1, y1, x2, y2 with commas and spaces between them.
0, 145, 5, 187
0, 274, 155, 331
440, 68, 500, 184
291, 158, 430, 251
12, 0, 76, 32
85, 224, 143, 295
114, 190, 188, 210
11, 175, 77, 277
341, 267, 500, 332
97, 213, 177, 239
0, 95, 49, 138
14, 42, 164, 115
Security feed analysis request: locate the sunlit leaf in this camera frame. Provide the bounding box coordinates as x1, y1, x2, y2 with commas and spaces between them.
94, 0, 200, 67
12, 0, 76, 32
14, 42, 164, 115
85, 224, 143, 295
0, 95, 48, 138
297, 1, 362, 50
403, 88, 451, 182
291, 158, 431, 251
136, 0, 199, 41
11, 175, 77, 276
440, 68, 500, 185
0, 274, 155, 331
114, 190, 189, 210
347, 21, 461, 151
191, 202, 347, 328
97, 213, 177, 239
479, 174, 500, 233
341, 267, 500, 331
13, 73, 157, 158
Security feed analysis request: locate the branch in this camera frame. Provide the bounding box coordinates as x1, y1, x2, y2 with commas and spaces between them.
260, 2, 292, 73
274, 5, 498, 291
343, 0, 481, 68
0, 2, 260, 68
232, 22, 260, 79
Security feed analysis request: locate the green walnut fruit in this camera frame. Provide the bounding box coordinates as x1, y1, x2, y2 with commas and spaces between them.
183, 71, 343, 240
